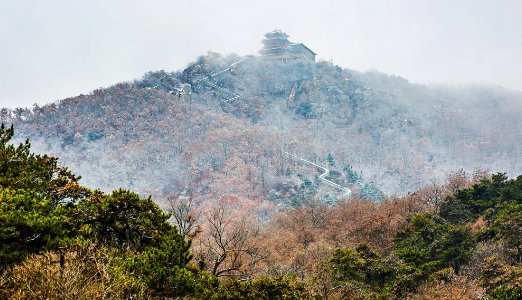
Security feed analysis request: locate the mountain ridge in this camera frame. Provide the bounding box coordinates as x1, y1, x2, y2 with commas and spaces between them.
2, 53, 521, 204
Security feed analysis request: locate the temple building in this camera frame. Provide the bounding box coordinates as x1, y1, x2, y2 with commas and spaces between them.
259, 29, 316, 61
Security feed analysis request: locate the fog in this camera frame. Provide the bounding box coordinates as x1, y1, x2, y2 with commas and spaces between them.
4, 53, 522, 198
1, 0, 522, 108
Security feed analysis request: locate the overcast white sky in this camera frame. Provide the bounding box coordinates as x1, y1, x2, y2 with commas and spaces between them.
1, 0, 522, 108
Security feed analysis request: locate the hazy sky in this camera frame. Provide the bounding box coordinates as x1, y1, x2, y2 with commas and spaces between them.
1, 0, 522, 108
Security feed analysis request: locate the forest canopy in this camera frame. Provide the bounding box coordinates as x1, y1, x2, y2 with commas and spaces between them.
1, 123, 521, 299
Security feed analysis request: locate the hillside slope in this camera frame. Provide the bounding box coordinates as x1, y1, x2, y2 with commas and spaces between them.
2, 53, 521, 203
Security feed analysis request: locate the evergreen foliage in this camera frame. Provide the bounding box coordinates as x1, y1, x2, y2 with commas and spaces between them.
492, 203, 522, 261
0, 187, 71, 266
440, 173, 522, 261
207, 276, 311, 300
360, 181, 384, 201
329, 244, 416, 298
295, 102, 315, 119
440, 173, 520, 224
0, 124, 89, 205
327, 153, 335, 168
0, 125, 201, 297
394, 213, 474, 276
342, 163, 360, 184
77, 189, 177, 250
291, 174, 318, 206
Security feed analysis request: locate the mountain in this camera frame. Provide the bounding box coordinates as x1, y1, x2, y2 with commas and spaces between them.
2, 52, 522, 204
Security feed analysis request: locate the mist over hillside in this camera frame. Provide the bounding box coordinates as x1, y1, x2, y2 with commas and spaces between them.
2, 53, 521, 204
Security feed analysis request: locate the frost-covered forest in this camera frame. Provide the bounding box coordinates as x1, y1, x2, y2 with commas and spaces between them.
1, 53, 522, 207
2, 53, 522, 299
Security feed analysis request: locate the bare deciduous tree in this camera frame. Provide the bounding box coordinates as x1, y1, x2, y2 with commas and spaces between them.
166, 195, 201, 240
196, 203, 262, 279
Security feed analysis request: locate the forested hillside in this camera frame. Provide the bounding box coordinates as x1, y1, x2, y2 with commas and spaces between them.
1, 50, 521, 300
1, 53, 522, 207
1, 124, 521, 299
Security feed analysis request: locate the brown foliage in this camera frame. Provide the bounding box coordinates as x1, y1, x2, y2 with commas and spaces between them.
252, 193, 429, 283
408, 276, 485, 300
0, 245, 147, 300
480, 255, 522, 293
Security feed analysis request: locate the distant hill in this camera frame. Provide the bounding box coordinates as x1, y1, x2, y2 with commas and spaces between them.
2, 53, 522, 204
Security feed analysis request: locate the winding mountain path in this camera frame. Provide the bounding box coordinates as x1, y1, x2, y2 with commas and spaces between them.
192, 57, 352, 199
282, 150, 352, 198
192, 56, 252, 102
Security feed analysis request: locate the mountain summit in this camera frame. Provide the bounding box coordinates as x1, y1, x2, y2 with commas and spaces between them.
260, 29, 316, 61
